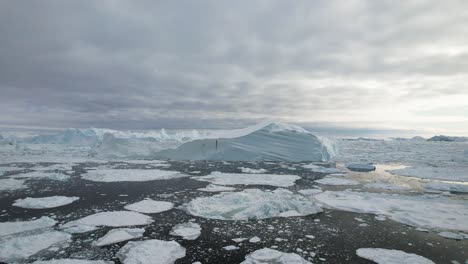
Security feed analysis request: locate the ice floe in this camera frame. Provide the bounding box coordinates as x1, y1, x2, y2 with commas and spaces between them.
314, 190, 468, 231
62, 224, 98, 234
249, 236, 261, 243
117, 239, 186, 264
298, 189, 323, 196
239, 167, 267, 174
94, 228, 145, 246
387, 165, 468, 182
223, 245, 239, 251
13, 171, 70, 181
184, 189, 322, 220
0, 178, 27, 191
82, 169, 186, 182
363, 182, 408, 191
197, 184, 236, 192
0, 231, 71, 262
356, 248, 435, 264
192, 171, 300, 187
33, 259, 113, 264
314, 177, 359, 186
0, 216, 57, 237
437, 231, 468, 240
346, 163, 376, 172
302, 164, 341, 174
423, 182, 468, 193
241, 248, 311, 264
170, 222, 201, 240
13, 196, 79, 209
124, 199, 174, 214
63, 211, 153, 228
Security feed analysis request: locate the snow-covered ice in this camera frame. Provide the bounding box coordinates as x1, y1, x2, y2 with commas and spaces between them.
239, 167, 267, 174
63, 211, 153, 228
314, 177, 359, 186
170, 222, 201, 240
249, 236, 261, 243
13, 171, 70, 181
423, 182, 468, 193
33, 259, 113, 264
363, 182, 408, 191
197, 184, 236, 192
192, 171, 300, 187
184, 188, 322, 220
314, 190, 468, 231
0, 178, 27, 191
302, 164, 341, 174
0, 216, 57, 237
356, 248, 435, 264
346, 163, 376, 172
241, 248, 311, 264
117, 239, 185, 264
0, 231, 71, 262
94, 228, 145, 246
82, 169, 186, 182
298, 189, 323, 196
388, 165, 468, 182
437, 231, 468, 240
13, 196, 79, 209
124, 199, 174, 214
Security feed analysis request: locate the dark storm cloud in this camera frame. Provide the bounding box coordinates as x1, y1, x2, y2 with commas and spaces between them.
1, 1, 467, 133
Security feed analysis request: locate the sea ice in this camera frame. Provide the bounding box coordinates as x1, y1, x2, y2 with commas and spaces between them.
33, 259, 113, 264
0, 166, 22, 175
249, 236, 261, 243
82, 169, 186, 182
13, 196, 79, 209
170, 222, 201, 240
197, 184, 236, 192
388, 166, 468, 182
12, 171, 70, 181
346, 163, 376, 172
239, 167, 267, 174
124, 199, 174, 214
423, 182, 468, 193
94, 228, 145, 246
192, 171, 300, 187
363, 182, 408, 191
298, 189, 323, 196
302, 164, 341, 174
437, 231, 468, 240
314, 191, 468, 231
241, 248, 311, 264
0, 216, 57, 237
0, 178, 27, 191
314, 177, 359, 186
223, 245, 239, 251
356, 248, 435, 264
63, 211, 153, 228
33, 163, 75, 171
117, 239, 185, 264
62, 224, 98, 234
184, 188, 322, 220
0, 231, 71, 262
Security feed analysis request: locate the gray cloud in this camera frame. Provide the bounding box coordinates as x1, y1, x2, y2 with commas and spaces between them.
1, 1, 468, 135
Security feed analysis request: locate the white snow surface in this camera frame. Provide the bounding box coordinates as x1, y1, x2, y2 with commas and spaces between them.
314, 190, 468, 231
197, 184, 236, 192
33, 259, 113, 264
423, 182, 468, 193
82, 169, 186, 182
185, 188, 322, 220
314, 177, 359, 186
241, 248, 311, 264
124, 199, 174, 214
13, 196, 79, 209
0, 178, 27, 191
13, 171, 70, 181
94, 228, 145, 246
0, 217, 57, 237
302, 164, 341, 174
64, 211, 153, 228
363, 182, 408, 191
170, 222, 201, 240
117, 239, 186, 264
356, 248, 435, 264
239, 167, 267, 174
0, 231, 71, 262
192, 171, 300, 187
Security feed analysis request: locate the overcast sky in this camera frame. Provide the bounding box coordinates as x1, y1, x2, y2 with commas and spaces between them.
1, 1, 467, 135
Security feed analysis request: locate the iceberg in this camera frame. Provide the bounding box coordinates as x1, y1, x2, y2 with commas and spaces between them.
192, 171, 300, 187
117, 239, 185, 264
156, 122, 333, 162
170, 222, 201, 240
241, 248, 311, 264
23, 128, 99, 145
184, 188, 322, 220
356, 248, 434, 264
94, 228, 145, 246
13, 196, 79, 209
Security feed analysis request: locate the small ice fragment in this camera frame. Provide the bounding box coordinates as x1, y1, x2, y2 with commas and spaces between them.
249, 236, 261, 243
223, 245, 239, 251
241, 248, 311, 264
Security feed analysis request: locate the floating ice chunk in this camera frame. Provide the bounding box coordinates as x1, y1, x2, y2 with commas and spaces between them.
364, 182, 408, 191
170, 222, 201, 240
13, 171, 70, 181
0, 231, 71, 262
314, 177, 358, 186
302, 164, 341, 174
437, 231, 468, 240
346, 163, 376, 172
0, 217, 57, 237
197, 184, 236, 192
387, 166, 468, 182
356, 248, 434, 264
64, 211, 153, 228
82, 169, 186, 182
62, 224, 98, 234
249, 236, 261, 243
241, 248, 311, 264
184, 189, 322, 220
239, 167, 267, 174
192, 171, 300, 187
423, 182, 468, 193
314, 191, 468, 231
33, 259, 113, 264
232, 238, 247, 243
223, 245, 239, 251
124, 199, 174, 214
0, 178, 27, 191
13, 196, 79, 209
298, 189, 322, 196
94, 228, 145, 246
117, 239, 185, 264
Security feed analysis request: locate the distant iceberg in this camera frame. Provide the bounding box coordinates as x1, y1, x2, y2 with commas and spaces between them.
22, 128, 99, 145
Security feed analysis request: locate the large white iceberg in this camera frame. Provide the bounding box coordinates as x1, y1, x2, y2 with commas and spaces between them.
192, 171, 300, 187
116, 239, 186, 264
156, 123, 333, 162
184, 188, 322, 220
241, 248, 311, 264
356, 248, 434, 264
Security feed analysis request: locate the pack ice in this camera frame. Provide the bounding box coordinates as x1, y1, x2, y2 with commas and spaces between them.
156, 122, 333, 161
184, 189, 322, 220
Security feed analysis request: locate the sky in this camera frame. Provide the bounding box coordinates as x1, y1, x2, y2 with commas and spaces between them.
1, 1, 468, 136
